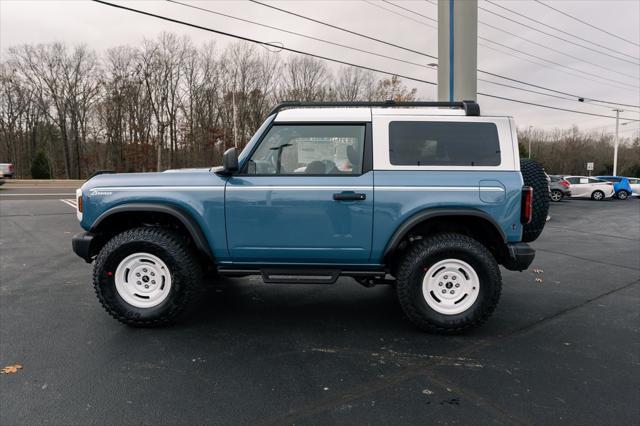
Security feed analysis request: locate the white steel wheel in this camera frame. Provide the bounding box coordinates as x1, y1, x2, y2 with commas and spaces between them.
422, 259, 480, 315
114, 252, 172, 308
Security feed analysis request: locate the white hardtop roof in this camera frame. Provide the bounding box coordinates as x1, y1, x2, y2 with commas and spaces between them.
274, 107, 510, 122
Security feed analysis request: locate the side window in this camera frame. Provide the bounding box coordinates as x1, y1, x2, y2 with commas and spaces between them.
389, 121, 501, 166
566, 177, 580, 184
589, 178, 604, 183
580, 178, 590, 184
246, 124, 365, 175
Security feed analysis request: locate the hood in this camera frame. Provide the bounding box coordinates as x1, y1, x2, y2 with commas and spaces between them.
81, 170, 227, 192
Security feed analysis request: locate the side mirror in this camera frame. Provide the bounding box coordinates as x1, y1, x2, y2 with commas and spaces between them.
222, 147, 239, 174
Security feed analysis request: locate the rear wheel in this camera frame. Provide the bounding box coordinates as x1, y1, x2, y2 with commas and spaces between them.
93, 227, 203, 327
395, 233, 502, 334
617, 190, 629, 200
591, 190, 605, 201
550, 189, 563, 202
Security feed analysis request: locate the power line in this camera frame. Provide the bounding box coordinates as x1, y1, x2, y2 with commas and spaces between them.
381, 0, 437, 23
166, 0, 433, 70
248, 0, 638, 108
478, 18, 638, 81
401, 0, 638, 83
168, 0, 631, 111
247, 0, 437, 60
173, 0, 638, 109
363, 0, 436, 29
482, 0, 640, 65
533, 0, 640, 48
375, 1, 640, 92
91, 0, 640, 123
477, 36, 639, 89
478, 42, 638, 103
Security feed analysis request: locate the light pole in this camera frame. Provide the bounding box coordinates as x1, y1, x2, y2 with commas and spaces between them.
528, 126, 534, 159
613, 109, 623, 176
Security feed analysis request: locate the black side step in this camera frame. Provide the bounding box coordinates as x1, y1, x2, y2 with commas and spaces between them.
261, 269, 340, 284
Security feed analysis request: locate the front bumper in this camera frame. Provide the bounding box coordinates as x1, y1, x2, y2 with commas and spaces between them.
502, 243, 535, 271
72, 231, 96, 263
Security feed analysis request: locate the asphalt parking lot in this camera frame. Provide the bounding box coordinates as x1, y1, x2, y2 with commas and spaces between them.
1, 184, 639, 425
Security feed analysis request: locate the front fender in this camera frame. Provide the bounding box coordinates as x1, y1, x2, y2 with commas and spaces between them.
91, 203, 214, 260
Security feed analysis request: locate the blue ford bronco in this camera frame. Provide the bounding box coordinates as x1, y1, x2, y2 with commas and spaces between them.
72, 101, 549, 333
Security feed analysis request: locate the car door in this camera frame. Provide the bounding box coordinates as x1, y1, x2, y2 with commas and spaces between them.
225, 122, 374, 264
566, 177, 587, 197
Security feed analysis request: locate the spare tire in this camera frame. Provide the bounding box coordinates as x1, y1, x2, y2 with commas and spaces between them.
520, 159, 549, 242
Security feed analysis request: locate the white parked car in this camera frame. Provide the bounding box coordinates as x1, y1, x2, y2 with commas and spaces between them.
563, 176, 615, 200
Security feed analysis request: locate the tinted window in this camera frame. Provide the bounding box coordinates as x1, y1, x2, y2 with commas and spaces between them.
246, 124, 365, 175
389, 121, 501, 166
589, 178, 605, 183
565, 177, 580, 184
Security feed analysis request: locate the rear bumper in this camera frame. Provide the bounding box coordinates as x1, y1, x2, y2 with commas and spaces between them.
72, 231, 96, 263
502, 243, 535, 271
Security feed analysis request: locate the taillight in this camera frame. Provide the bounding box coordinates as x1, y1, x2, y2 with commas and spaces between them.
8, 164, 13, 172
521, 186, 533, 224
560, 180, 569, 188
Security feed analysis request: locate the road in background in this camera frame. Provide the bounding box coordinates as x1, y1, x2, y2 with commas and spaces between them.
0, 180, 81, 200
1, 196, 639, 425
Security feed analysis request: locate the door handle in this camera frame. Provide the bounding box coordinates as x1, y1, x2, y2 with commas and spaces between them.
333, 192, 366, 201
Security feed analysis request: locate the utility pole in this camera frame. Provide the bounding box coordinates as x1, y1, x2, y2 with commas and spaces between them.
613, 109, 622, 176
528, 125, 534, 159
437, 0, 478, 101
232, 73, 238, 149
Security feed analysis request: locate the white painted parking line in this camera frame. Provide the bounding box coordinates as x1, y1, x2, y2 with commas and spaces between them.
60, 199, 77, 209
0, 193, 75, 197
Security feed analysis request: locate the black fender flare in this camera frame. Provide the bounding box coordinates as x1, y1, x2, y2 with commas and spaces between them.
382, 208, 507, 259
91, 203, 214, 260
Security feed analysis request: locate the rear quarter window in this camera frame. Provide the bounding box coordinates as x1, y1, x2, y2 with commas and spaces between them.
389, 121, 501, 166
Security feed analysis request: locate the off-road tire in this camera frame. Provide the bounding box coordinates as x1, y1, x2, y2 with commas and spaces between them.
591, 190, 605, 201
395, 233, 502, 334
93, 227, 203, 327
520, 159, 549, 242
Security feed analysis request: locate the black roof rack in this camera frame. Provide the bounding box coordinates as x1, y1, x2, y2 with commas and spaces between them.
268, 100, 480, 117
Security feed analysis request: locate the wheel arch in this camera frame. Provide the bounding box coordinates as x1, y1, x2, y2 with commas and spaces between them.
90, 203, 214, 261
383, 208, 508, 264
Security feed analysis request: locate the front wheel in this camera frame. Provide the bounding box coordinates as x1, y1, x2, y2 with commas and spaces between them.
591, 190, 605, 201
395, 233, 502, 334
617, 190, 629, 200
93, 227, 203, 327
550, 189, 564, 202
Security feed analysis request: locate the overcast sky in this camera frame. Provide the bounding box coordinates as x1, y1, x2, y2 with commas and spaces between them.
1, 0, 639, 136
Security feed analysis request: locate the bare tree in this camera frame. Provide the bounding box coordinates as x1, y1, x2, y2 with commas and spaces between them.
333, 67, 375, 101
279, 56, 331, 102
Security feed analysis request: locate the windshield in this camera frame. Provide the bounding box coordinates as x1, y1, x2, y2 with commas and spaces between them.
237, 114, 276, 168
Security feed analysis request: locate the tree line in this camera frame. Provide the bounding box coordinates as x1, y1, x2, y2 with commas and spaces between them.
1, 33, 638, 178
